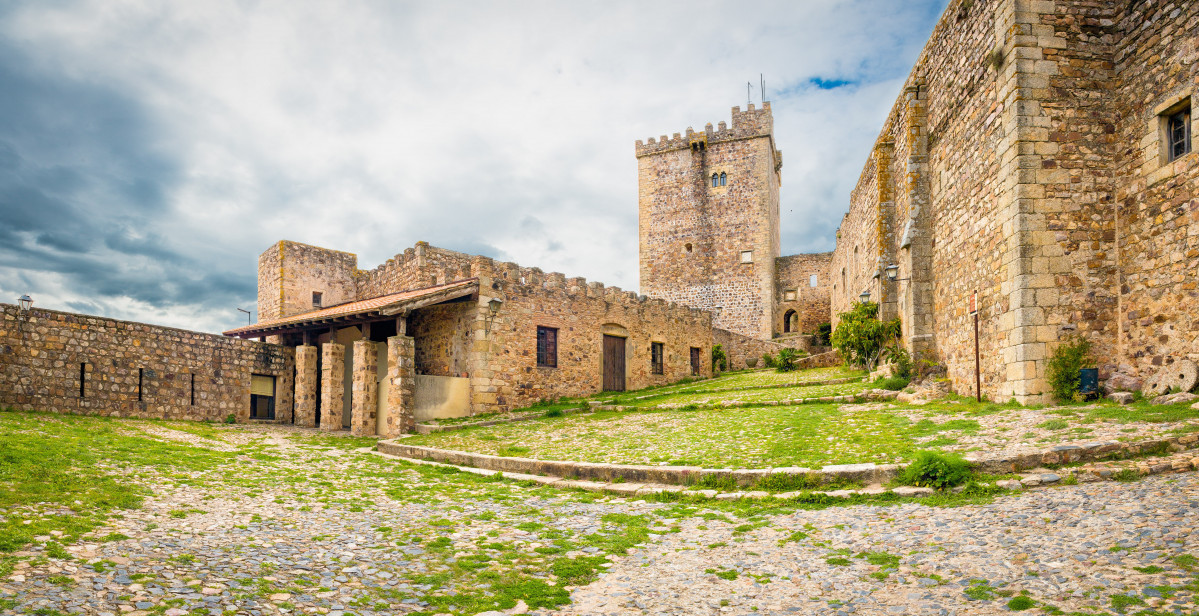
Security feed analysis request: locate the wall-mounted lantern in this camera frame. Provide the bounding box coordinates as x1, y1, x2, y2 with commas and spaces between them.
884, 264, 899, 281
18, 294, 33, 316
484, 297, 503, 334
859, 290, 871, 303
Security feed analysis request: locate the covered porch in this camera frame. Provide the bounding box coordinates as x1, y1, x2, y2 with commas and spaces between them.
225, 279, 480, 437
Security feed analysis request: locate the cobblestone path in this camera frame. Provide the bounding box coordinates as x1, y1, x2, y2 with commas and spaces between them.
3, 422, 1197, 616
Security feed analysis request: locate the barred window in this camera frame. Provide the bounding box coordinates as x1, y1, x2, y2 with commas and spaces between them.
651, 342, 664, 375
537, 326, 558, 368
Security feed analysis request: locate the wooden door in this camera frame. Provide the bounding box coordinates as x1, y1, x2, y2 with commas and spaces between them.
603, 335, 626, 391
690, 347, 701, 376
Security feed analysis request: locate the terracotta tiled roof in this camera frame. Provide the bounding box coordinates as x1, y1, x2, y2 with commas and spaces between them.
224, 278, 478, 337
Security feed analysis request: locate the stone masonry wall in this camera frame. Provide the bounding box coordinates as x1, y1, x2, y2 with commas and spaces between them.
0, 304, 293, 422
1111, 0, 1199, 378
410, 301, 475, 377
258, 240, 358, 321
713, 327, 812, 372
637, 103, 782, 340
775, 253, 832, 334
469, 257, 714, 412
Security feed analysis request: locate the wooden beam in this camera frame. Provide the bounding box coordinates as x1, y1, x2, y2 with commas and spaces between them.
361, 322, 371, 340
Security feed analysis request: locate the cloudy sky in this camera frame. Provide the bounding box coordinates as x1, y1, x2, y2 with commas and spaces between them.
0, 0, 950, 333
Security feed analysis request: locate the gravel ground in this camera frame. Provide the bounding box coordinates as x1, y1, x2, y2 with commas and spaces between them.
4, 423, 1198, 616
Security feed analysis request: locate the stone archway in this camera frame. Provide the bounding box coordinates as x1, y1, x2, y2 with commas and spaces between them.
783, 309, 799, 333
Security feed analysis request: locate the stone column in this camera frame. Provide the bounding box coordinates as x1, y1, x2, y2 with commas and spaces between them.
294, 345, 318, 428
384, 335, 415, 436
350, 339, 378, 437
319, 342, 344, 431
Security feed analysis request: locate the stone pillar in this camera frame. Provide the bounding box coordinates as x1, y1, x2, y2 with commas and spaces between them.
897, 78, 935, 361
320, 342, 344, 431
294, 345, 318, 428
350, 339, 378, 437
384, 335, 415, 436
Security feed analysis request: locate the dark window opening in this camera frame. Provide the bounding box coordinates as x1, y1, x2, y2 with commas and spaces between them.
684, 242, 693, 253
250, 374, 276, 420
137, 367, 144, 401
1168, 106, 1191, 161
190, 373, 196, 406
537, 326, 558, 368
651, 342, 664, 375
79, 363, 86, 398
719, 172, 726, 186
690, 347, 702, 376
312, 291, 323, 308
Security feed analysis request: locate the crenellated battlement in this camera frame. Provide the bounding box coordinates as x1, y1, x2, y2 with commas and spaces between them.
634, 102, 775, 157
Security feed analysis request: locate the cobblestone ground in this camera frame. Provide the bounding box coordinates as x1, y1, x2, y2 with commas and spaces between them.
3, 421, 1197, 616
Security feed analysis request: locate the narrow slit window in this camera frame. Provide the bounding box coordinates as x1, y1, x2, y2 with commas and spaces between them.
719, 172, 726, 186
138, 367, 144, 402
537, 326, 558, 368
79, 363, 86, 398
190, 373, 196, 406
651, 342, 664, 375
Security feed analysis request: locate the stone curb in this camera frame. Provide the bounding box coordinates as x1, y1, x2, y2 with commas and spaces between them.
370, 447, 1199, 501
413, 405, 594, 434
378, 432, 1199, 488
628, 375, 863, 400
605, 389, 901, 412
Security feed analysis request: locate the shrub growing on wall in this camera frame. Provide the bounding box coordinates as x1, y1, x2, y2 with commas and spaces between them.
830, 302, 901, 370
1045, 336, 1094, 402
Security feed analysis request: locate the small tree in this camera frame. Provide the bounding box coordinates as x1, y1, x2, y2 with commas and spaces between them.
776, 348, 801, 372
711, 344, 728, 373
814, 322, 832, 346
830, 301, 901, 370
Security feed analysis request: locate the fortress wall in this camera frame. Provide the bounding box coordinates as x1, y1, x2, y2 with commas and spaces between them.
1111, 0, 1199, 376
1, 304, 293, 422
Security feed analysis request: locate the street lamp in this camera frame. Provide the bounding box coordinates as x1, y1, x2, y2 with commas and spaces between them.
17, 294, 32, 315
859, 290, 871, 303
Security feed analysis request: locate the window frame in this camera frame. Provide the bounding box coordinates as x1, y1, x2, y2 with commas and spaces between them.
719, 172, 726, 186
711, 173, 719, 188
250, 373, 276, 420
1167, 106, 1191, 162
651, 341, 664, 375
810, 274, 819, 288
536, 326, 558, 368
312, 291, 323, 308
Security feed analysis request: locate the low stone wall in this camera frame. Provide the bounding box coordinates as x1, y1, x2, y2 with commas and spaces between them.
793, 349, 842, 370
0, 304, 294, 422
714, 328, 813, 371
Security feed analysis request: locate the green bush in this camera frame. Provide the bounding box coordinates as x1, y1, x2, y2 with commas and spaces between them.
1045, 336, 1093, 402
873, 376, 910, 391
830, 302, 901, 370
898, 451, 973, 490
711, 344, 728, 373
762, 352, 777, 369
776, 348, 801, 373
223, 414, 237, 424
886, 345, 914, 380
815, 322, 832, 346
544, 409, 564, 418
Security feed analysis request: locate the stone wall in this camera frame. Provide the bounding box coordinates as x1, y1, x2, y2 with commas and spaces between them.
713, 327, 812, 372
775, 252, 832, 334
0, 304, 293, 422
636, 103, 782, 340
825, 0, 1193, 402
410, 301, 475, 377
1111, 0, 1199, 378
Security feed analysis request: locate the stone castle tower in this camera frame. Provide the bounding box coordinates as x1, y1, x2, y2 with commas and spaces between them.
635, 103, 783, 340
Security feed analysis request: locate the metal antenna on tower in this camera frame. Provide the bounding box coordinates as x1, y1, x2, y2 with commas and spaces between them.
761, 73, 766, 103
747, 81, 752, 107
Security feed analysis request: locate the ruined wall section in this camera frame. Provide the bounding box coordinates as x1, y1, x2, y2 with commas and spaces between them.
637, 103, 782, 340
467, 257, 713, 412
775, 252, 832, 334
258, 241, 357, 321
0, 305, 293, 422
1111, 0, 1199, 377
355, 242, 476, 298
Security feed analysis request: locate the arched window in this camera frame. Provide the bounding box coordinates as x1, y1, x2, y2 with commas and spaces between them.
719, 172, 727, 186
784, 309, 798, 333
711, 173, 719, 187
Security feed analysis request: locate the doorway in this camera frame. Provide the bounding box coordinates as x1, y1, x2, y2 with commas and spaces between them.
603, 334, 626, 391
